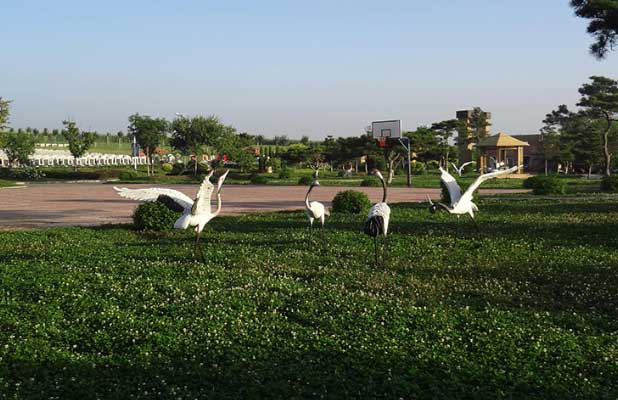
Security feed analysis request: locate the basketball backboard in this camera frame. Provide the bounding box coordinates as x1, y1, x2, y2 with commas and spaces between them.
371, 120, 401, 139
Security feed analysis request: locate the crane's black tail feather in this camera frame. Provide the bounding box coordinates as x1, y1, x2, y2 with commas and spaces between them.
364, 216, 385, 237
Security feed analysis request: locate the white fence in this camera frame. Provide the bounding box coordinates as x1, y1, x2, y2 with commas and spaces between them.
0, 149, 149, 168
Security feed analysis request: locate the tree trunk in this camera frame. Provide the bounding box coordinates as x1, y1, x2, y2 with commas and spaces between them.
604, 122, 611, 176
74, 156, 78, 172
544, 159, 548, 176
194, 153, 198, 176
145, 149, 150, 176
588, 164, 593, 179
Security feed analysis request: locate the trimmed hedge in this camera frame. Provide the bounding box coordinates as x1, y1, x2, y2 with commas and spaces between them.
298, 175, 313, 185
524, 175, 566, 195
278, 168, 293, 179
360, 177, 381, 187
250, 174, 270, 184
133, 202, 180, 231
601, 176, 618, 192
332, 190, 371, 214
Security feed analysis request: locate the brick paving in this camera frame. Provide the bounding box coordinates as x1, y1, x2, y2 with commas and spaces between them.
0, 183, 528, 230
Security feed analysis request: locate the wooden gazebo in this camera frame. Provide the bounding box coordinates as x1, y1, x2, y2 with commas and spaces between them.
477, 132, 529, 174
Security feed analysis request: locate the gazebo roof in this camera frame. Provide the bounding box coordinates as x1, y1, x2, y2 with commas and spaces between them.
477, 132, 529, 148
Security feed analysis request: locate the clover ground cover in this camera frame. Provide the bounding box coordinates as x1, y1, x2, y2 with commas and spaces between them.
0, 199, 617, 398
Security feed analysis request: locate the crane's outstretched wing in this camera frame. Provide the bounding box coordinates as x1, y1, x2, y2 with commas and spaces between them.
439, 166, 462, 205
114, 187, 194, 211
450, 162, 460, 174
461, 161, 475, 169
459, 165, 519, 204
191, 170, 215, 215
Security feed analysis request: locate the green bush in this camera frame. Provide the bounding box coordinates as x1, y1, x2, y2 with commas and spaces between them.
427, 160, 440, 169
171, 162, 186, 175
410, 162, 426, 175
133, 202, 180, 231
332, 190, 371, 214
524, 175, 566, 195
278, 168, 293, 179
360, 177, 381, 187
250, 174, 270, 184
119, 170, 140, 181
298, 175, 313, 185
0, 167, 45, 181
161, 163, 173, 172
601, 176, 618, 192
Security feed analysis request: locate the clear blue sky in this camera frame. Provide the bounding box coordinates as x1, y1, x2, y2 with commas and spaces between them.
2, 0, 618, 138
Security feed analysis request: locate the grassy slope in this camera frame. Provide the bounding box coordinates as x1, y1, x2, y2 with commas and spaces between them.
0, 199, 617, 398
0, 179, 18, 188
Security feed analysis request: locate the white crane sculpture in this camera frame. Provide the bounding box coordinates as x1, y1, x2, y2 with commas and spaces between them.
304, 176, 328, 229
450, 161, 475, 177
363, 169, 390, 266
114, 169, 230, 259
428, 165, 519, 221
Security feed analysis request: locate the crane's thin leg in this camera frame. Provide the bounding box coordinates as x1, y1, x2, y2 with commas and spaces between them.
194, 230, 205, 262
382, 235, 389, 268
374, 236, 378, 267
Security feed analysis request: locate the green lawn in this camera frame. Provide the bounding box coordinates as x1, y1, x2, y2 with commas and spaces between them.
0, 179, 18, 188
1, 199, 617, 398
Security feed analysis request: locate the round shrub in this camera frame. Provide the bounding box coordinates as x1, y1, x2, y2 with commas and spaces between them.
360, 177, 381, 187
133, 202, 180, 231
161, 163, 173, 172
410, 162, 426, 175
250, 174, 270, 184
278, 168, 293, 179
427, 160, 440, 169
601, 176, 618, 192
525, 175, 566, 195
298, 175, 313, 185
119, 170, 140, 180
332, 190, 371, 214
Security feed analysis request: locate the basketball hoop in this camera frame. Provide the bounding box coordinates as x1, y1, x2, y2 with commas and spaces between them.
377, 137, 386, 148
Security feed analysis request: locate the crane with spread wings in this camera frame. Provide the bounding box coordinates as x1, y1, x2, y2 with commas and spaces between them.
114, 169, 230, 259
428, 165, 519, 220
450, 161, 475, 176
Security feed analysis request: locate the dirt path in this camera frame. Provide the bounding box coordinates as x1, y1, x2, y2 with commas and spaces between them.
0, 183, 528, 230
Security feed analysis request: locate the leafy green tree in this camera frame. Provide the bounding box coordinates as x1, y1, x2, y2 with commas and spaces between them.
62, 121, 96, 171
300, 135, 310, 145
571, 0, 618, 59
171, 115, 234, 175
577, 76, 618, 175
431, 119, 460, 168
3, 131, 36, 167
128, 114, 169, 176
0, 97, 11, 130
542, 104, 605, 175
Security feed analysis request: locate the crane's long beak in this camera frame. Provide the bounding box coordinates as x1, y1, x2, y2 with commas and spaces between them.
426, 195, 434, 206
217, 169, 230, 193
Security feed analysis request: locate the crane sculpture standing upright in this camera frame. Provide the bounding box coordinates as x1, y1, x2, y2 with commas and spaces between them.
428, 165, 519, 221
304, 172, 328, 230
114, 169, 230, 260
363, 169, 390, 267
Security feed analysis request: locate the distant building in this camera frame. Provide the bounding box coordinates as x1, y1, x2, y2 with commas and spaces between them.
511, 134, 544, 172
454, 109, 545, 173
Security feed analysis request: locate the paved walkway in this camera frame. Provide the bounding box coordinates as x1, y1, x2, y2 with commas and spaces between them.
0, 183, 528, 230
